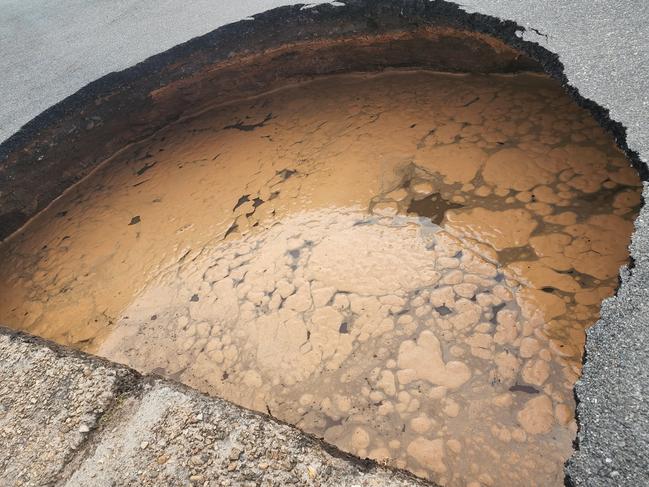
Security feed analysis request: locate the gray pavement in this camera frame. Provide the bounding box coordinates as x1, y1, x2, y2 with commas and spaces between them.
0, 0, 314, 143
1, 1, 648, 485
462, 0, 649, 164
2, 1, 648, 164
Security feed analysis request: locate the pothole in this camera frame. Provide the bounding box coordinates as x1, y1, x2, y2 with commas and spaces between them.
0, 69, 641, 485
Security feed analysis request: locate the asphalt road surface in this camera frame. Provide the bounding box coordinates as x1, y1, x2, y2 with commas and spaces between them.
1, 2, 647, 485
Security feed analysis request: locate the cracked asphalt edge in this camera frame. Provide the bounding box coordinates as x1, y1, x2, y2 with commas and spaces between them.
1, 1, 648, 485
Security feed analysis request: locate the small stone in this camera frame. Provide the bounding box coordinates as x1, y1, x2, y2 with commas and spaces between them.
229, 447, 242, 461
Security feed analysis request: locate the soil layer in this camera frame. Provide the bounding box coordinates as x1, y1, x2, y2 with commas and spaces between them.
0, 71, 641, 486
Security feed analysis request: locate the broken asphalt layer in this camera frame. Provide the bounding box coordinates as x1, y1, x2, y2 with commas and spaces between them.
0, 1, 648, 485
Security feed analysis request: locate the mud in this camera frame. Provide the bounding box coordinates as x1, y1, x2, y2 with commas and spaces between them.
0, 70, 641, 486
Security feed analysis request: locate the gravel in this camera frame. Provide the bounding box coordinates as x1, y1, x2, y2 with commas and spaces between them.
0, 330, 135, 486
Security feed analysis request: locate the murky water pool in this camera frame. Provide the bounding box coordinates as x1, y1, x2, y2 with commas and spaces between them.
0, 71, 642, 486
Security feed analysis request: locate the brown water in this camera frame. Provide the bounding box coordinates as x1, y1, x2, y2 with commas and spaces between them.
0, 71, 642, 486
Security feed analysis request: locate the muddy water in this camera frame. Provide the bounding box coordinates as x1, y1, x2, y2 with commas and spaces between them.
0, 71, 642, 486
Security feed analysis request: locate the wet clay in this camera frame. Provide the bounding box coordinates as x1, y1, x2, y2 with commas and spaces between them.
0, 71, 642, 486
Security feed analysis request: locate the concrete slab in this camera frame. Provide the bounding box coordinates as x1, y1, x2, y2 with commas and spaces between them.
67, 382, 427, 486
0, 327, 427, 487
0, 329, 136, 486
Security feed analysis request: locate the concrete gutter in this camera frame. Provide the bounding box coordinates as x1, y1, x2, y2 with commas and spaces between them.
1, 1, 648, 485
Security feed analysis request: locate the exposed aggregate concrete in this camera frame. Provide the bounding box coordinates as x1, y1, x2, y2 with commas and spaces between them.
0, 331, 136, 486
0, 327, 429, 486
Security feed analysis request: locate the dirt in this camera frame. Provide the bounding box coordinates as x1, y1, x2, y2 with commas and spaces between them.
0, 70, 641, 486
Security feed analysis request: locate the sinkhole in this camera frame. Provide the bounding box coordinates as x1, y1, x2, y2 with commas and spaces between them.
0, 4, 643, 487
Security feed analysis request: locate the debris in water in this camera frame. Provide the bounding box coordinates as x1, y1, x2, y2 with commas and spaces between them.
224, 113, 273, 131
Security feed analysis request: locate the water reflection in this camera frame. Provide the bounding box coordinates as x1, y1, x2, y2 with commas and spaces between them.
0, 70, 641, 486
